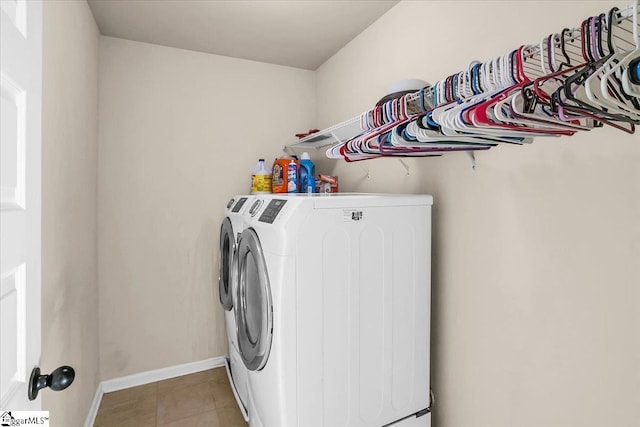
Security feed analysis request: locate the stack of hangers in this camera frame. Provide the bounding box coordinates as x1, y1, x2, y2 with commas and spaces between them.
327, 1, 640, 162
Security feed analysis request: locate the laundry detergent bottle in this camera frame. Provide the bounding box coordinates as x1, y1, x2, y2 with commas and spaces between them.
299, 152, 315, 193
287, 159, 298, 193
251, 159, 272, 194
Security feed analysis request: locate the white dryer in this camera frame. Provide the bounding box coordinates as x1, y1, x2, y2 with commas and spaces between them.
234, 193, 433, 427
218, 195, 253, 419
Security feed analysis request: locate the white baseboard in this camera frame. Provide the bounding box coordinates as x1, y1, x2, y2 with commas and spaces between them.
83, 383, 103, 427
84, 356, 226, 426
101, 356, 226, 393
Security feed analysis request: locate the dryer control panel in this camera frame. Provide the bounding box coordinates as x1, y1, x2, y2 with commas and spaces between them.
258, 199, 287, 224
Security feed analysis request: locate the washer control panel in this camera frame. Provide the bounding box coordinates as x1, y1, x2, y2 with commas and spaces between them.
231, 197, 248, 213
258, 199, 287, 224
249, 199, 264, 217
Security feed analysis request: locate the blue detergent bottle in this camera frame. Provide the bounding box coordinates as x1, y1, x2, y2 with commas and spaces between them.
299, 152, 315, 193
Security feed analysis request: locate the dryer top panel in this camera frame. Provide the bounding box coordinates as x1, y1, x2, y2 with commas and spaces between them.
245, 193, 433, 228
311, 193, 433, 209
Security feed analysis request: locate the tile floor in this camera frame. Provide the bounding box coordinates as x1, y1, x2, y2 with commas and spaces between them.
94, 367, 248, 426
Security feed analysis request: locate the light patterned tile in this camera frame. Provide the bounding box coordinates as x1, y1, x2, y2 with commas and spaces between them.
94, 368, 247, 427
157, 409, 220, 427
94, 393, 156, 427
157, 381, 216, 425
216, 407, 249, 427
207, 366, 229, 385
156, 370, 214, 393
211, 379, 237, 410
99, 382, 158, 411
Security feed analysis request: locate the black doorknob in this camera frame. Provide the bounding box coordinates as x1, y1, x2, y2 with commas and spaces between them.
28, 365, 75, 400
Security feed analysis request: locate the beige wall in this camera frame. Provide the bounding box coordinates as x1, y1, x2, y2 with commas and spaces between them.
97, 37, 316, 380
316, 2, 640, 427
41, 1, 100, 426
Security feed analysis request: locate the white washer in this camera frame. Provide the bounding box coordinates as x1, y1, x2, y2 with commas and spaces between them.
218, 195, 253, 420
235, 193, 433, 427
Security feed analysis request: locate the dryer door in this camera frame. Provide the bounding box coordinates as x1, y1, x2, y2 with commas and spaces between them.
218, 217, 236, 311
235, 228, 273, 371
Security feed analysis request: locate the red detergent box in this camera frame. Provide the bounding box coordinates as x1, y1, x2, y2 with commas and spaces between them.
316, 175, 338, 193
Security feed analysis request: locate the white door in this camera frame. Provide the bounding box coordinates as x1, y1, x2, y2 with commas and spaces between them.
0, 0, 42, 411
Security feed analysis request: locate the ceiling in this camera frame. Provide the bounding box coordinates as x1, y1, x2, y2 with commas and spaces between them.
87, 0, 399, 70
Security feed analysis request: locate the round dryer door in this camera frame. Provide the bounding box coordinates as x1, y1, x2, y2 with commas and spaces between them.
235, 228, 273, 371
218, 217, 235, 311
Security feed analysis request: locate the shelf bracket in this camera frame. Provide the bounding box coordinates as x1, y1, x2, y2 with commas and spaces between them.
282, 145, 295, 155
468, 151, 476, 171
398, 158, 410, 175
359, 163, 370, 179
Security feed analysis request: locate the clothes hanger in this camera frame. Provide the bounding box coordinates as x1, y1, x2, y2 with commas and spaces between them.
555, 14, 638, 130
489, 44, 590, 133
534, 14, 632, 120
579, 8, 640, 121
465, 47, 575, 136
530, 25, 589, 109
503, 40, 593, 132
428, 54, 553, 142
587, 12, 630, 107
596, 4, 640, 114
622, 56, 640, 95
431, 50, 541, 139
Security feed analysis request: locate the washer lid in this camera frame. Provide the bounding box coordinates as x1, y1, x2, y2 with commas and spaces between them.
218, 217, 236, 311
235, 228, 273, 371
